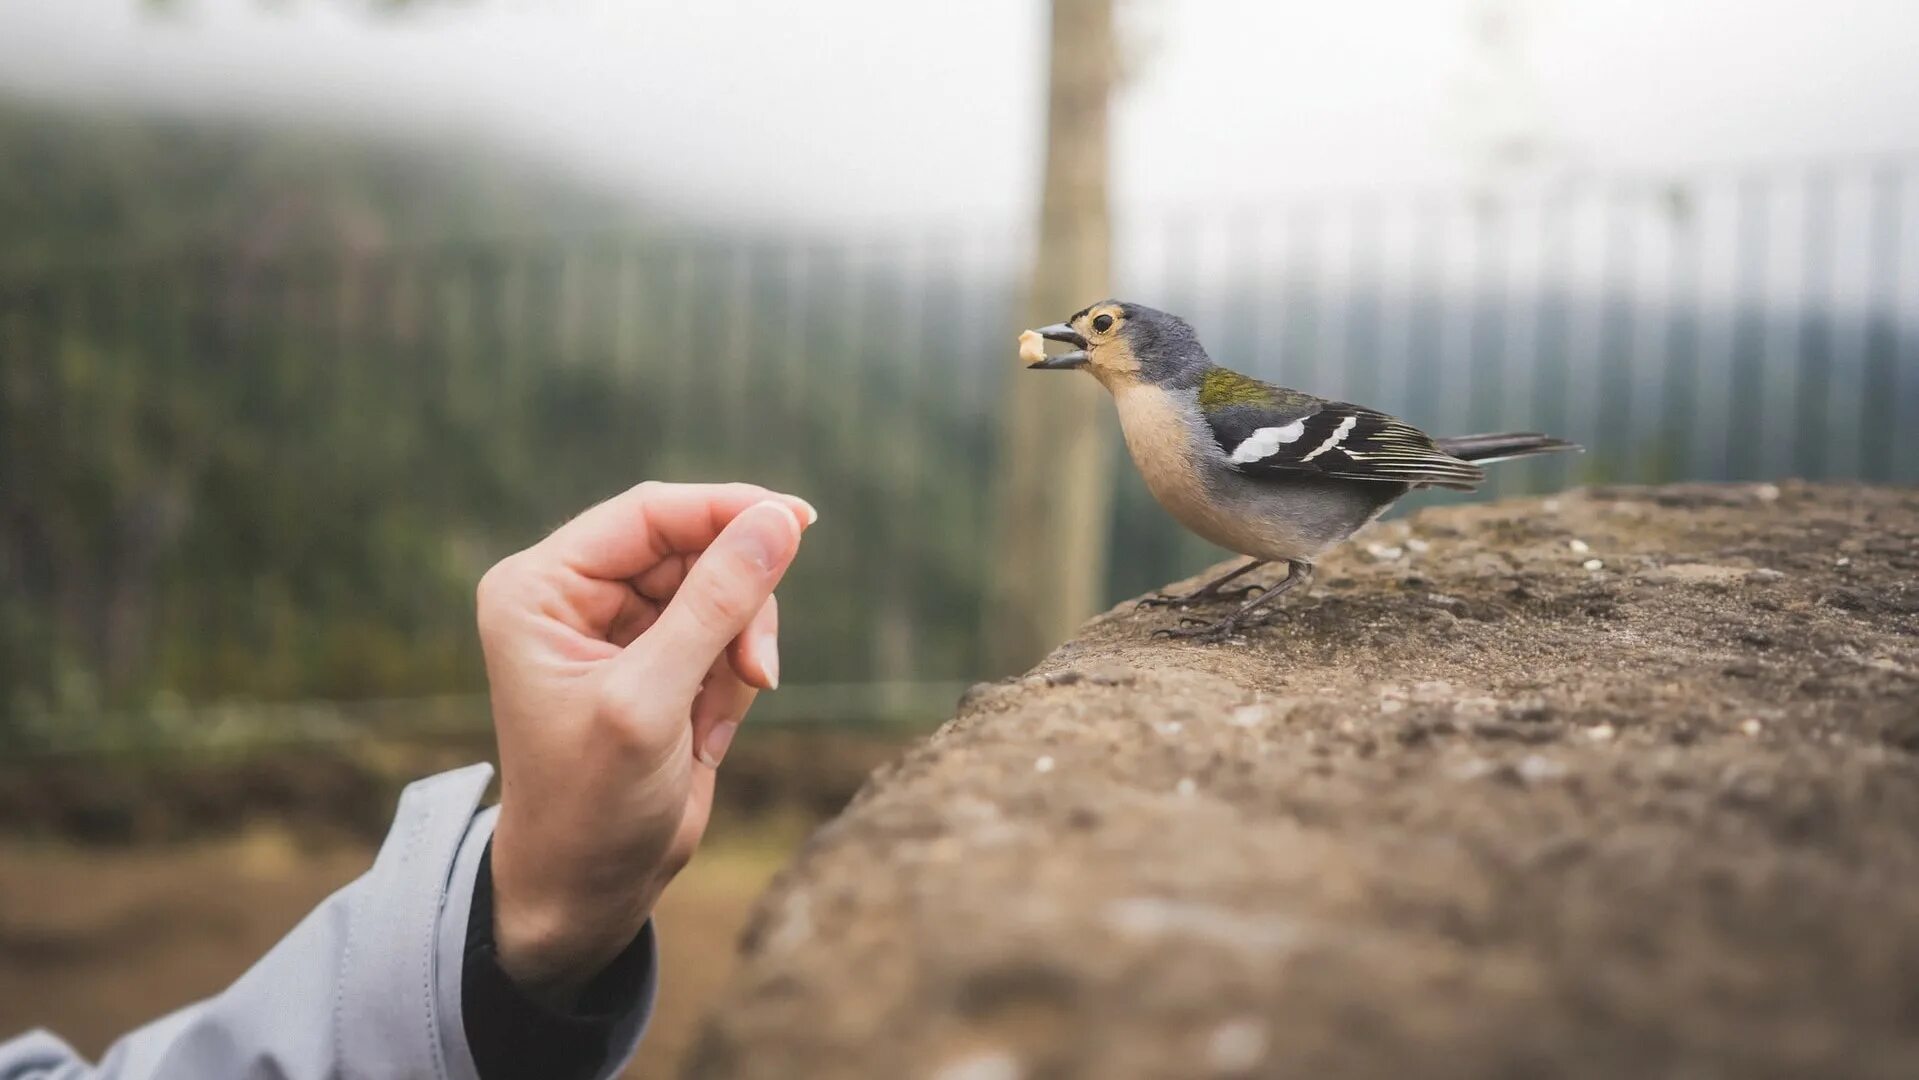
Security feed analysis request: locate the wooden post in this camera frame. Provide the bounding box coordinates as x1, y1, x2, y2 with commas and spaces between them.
984, 0, 1117, 673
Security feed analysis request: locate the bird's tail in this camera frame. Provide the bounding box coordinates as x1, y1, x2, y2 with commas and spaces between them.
1436, 432, 1582, 466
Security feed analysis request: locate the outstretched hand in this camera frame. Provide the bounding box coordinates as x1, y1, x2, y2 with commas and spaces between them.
474, 481, 815, 1003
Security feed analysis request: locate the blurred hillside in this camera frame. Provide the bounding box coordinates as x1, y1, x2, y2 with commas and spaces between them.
0, 98, 624, 731
0, 96, 644, 263
0, 98, 1004, 746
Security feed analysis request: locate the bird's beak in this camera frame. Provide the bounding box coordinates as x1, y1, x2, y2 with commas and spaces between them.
1026, 323, 1089, 369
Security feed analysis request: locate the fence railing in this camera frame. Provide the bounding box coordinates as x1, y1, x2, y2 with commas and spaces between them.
5, 158, 1916, 749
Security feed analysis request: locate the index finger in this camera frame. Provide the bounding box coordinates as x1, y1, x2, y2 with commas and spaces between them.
537, 481, 817, 581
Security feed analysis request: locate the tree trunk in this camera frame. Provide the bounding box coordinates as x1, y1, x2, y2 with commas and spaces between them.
984, 0, 1117, 673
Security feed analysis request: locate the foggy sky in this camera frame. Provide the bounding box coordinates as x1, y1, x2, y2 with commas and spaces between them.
1, 0, 1916, 226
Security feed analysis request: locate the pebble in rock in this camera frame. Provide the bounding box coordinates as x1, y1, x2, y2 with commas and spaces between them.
1205, 1018, 1269, 1073
931, 1050, 1024, 1080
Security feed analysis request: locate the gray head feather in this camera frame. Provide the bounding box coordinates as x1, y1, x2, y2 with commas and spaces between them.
1116, 302, 1213, 388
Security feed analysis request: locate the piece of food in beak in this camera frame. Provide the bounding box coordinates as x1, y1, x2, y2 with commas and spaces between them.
1017, 329, 1046, 368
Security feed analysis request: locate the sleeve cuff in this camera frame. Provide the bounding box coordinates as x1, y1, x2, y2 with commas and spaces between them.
461, 839, 659, 1080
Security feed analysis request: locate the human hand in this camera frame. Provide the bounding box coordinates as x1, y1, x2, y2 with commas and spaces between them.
474, 481, 815, 1003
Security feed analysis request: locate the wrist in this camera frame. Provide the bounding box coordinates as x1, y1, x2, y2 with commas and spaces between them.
490, 866, 663, 1009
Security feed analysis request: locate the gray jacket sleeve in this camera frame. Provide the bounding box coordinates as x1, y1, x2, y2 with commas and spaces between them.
0, 763, 656, 1080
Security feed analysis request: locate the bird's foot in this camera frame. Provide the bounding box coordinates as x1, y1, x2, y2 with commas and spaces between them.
1135, 583, 1264, 610
1150, 610, 1279, 643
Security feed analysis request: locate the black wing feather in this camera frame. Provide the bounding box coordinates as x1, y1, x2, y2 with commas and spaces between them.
1205, 393, 1485, 491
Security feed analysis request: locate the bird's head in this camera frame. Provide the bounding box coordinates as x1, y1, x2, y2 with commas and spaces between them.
1024, 300, 1208, 389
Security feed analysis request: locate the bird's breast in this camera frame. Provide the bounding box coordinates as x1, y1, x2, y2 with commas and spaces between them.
1111, 385, 1246, 546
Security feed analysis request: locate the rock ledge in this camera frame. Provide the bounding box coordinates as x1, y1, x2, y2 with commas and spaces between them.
691, 483, 1919, 1080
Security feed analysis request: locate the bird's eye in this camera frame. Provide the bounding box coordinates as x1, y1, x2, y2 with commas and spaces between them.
1092, 314, 1114, 334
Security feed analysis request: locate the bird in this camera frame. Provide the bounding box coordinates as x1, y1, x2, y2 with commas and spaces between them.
1019, 300, 1580, 642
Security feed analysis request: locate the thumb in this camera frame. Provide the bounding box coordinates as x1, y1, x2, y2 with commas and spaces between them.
615, 500, 802, 700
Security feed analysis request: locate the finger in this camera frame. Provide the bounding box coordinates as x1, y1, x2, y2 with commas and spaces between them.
692, 659, 756, 769
606, 589, 662, 649
539, 482, 817, 582
631, 552, 692, 604
614, 501, 803, 700
726, 595, 780, 691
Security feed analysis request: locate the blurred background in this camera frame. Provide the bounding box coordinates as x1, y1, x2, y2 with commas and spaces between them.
3, 0, 1917, 1073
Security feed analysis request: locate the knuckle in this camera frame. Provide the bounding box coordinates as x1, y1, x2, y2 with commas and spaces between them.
589, 682, 653, 744
661, 843, 695, 879
474, 555, 525, 624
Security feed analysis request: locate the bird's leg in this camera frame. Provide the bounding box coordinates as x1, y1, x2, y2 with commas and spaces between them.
1154, 560, 1314, 642
1136, 558, 1268, 609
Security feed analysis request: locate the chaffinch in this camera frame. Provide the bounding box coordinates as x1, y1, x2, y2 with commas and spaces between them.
1021, 300, 1579, 641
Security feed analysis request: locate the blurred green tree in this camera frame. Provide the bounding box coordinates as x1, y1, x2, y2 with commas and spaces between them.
0, 98, 1005, 746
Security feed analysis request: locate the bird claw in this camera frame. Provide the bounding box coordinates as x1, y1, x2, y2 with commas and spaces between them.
1149, 610, 1284, 643
1136, 583, 1263, 611
1135, 592, 1190, 610
1152, 621, 1237, 643
1152, 617, 1239, 642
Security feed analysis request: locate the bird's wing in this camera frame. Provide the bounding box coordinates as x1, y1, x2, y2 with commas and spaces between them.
1198, 371, 1485, 490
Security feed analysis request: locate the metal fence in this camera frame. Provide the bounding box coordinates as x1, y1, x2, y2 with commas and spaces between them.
5, 157, 1917, 750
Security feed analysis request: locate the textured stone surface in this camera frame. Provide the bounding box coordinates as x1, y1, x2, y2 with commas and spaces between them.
688, 483, 1919, 1080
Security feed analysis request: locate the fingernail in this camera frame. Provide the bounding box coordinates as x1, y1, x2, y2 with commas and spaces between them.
793, 498, 819, 527
739, 502, 799, 571
758, 632, 780, 689
699, 721, 739, 768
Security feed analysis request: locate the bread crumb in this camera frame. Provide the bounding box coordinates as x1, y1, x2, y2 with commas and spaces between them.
1017, 329, 1046, 367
